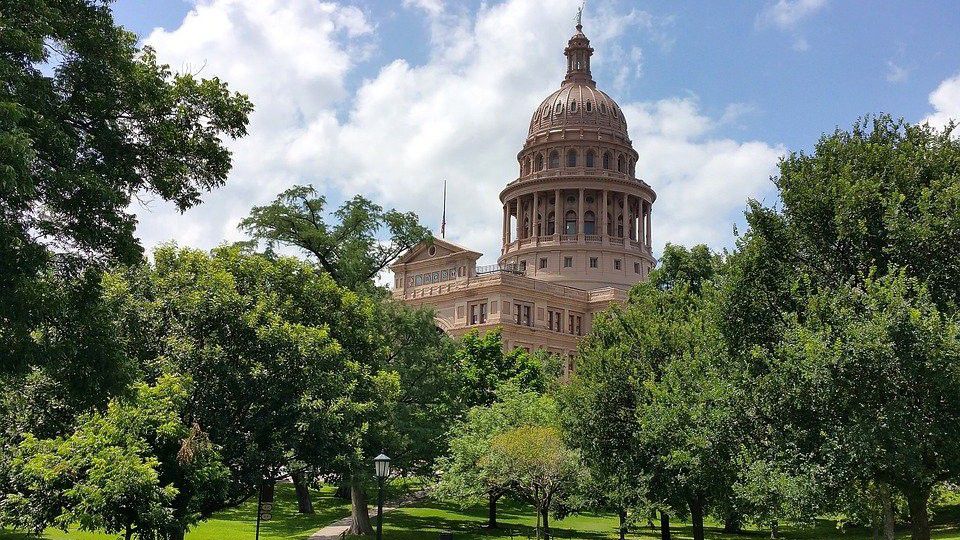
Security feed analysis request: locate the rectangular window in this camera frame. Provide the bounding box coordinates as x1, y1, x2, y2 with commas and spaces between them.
514, 302, 533, 327
614, 259, 622, 270
548, 309, 563, 332
469, 302, 487, 325
634, 262, 641, 274
563, 256, 573, 268
519, 260, 527, 273
589, 257, 598, 268
539, 258, 548, 269
568, 313, 583, 335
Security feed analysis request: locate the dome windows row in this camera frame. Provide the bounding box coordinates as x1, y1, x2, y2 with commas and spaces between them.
522, 148, 636, 177
535, 99, 624, 123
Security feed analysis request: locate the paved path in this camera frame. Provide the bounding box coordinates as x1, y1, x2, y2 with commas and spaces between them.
308, 507, 396, 540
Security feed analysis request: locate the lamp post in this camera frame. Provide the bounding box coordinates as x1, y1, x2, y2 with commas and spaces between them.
374, 453, 391, 540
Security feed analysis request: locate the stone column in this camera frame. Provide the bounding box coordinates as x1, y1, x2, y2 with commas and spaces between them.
602, 189, 608, 243
514, 198, 522, 241
554, 189, 561, 237
532, 191, 539, 241
577, 188, 584, 235
503, 203, 509, 245
645, 200, 652, 247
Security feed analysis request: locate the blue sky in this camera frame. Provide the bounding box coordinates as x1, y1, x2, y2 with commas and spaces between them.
113, 0, 960, 263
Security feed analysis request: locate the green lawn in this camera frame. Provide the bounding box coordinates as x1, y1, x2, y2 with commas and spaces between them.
0, 483, 350, 540
6, 488, 960, 540
354, 498, 960, 540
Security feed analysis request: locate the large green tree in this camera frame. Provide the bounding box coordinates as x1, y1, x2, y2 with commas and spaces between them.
565, 244, 742, 540
3, 376, 230, 540
240, 185, 431, 292
723, 116, 960, 540
1, 0, 251, 376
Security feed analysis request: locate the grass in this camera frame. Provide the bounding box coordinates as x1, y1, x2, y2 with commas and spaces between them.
6, 487, 960, 540
352, 497, 960, 540
0, 483, 350, 540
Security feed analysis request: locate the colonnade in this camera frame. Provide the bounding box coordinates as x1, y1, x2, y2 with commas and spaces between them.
502, 188, 652, 249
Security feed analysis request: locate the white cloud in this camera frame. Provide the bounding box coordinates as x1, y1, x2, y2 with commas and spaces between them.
885, 60, 909, 83
756, 0, 827, 52
134, 0, 783, 266
922, 73, 960, 130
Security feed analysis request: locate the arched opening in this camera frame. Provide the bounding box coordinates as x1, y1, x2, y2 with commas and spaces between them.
617, 214, 624, 237
586, 150, 595, 168
629, 159, 635, 177
602, 152, 611, 170
523, 157, 531, 176
564, 210, 577, 235
555, 103, 563, 113
548, 151, 560, 169
570, 101, 577, 112
600, 102, 607, 114
584, 211, 596, 235
523, 216, 530, 238
617, 154, 625, 173
566, 149, 577, 167
536, 213, 542, 236
547, 212, 556, 235
536, 153, 544, 171
607, 212, 614, 236
586, 101, 592, 112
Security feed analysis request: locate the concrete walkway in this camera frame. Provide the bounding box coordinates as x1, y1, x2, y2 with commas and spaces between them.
308, 508, 396, 540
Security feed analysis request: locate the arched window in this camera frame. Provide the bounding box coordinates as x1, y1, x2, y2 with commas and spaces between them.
523, 157, 531, 176
566, 149, 577, 167
523, 216, 530, 238
565, 210, 577, 235
584, 211, 596, 235
586, 101, 592, 112
555, 103, 562, 113
570, 101, 577, 112
536, 153, 544, 171
547, 212, 556, 235
600, 102, 607, 114
586, 150, 595, 168
548, 151, 560, 169
607, 212, 614, 235
602, 152, 611, 169
629, 160, 635, 176
536, 213, 542, 236
617, 214, 624, 237
617, 154, 625, 173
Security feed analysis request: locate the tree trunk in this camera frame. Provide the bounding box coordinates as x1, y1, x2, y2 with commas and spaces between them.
619, 509, 627, 540
487, 491, 499, 528
723, 512, 743, 534
690, 495, 705, 540
334, 481, 351, 500
770, 520, 779, 539
348, 478, 374, 535
660, 511, 671, 540
124, 525, 133, 540
880, 483, 895, 540
168, 528, 185, 540
541, 505, 551, 540
292, 470, 315, 514
907, 486, 931, 540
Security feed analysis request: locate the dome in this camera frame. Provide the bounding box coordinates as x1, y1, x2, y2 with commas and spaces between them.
528, 83, 629, 139
525, 23, 630, 142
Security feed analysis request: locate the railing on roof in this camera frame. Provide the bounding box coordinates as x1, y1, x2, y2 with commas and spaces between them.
475, 263, 525, 276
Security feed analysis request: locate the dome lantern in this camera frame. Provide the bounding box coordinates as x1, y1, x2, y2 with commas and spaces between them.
563, 18, 595, 86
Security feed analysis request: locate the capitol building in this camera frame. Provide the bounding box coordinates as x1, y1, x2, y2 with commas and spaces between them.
391, 21, 656, 371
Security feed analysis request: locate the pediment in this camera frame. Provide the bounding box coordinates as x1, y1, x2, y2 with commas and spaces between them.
393, 238, 482, 267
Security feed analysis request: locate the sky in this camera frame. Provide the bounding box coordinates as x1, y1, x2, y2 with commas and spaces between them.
111, 0, 960, 264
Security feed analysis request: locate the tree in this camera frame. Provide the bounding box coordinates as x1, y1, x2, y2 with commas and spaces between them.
240, 185, 431, 292
437, 386, 557, 529
2, 376, 229, 540
723, 116, 960, 540
104, 245, 375, 533
1, 0, 251, 376
456, 328, 550, 407
565, 244, 742, 540
758, 272, 960, 540
484, 425, 582, 540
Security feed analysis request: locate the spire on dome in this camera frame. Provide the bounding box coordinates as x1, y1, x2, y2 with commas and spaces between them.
564, 4, 595, 86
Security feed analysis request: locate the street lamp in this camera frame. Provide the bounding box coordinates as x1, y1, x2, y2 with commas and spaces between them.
374, 453, 391, 540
